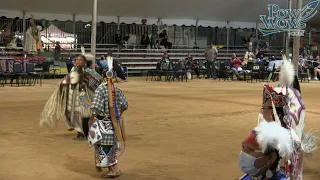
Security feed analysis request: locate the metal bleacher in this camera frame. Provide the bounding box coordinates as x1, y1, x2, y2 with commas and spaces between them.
62, 46, 250, 74
115, 48, 248, 74
1, 44, 283, 76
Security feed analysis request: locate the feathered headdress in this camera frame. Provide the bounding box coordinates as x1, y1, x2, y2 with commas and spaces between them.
245, 121, 293, 158
279, 55, 295, 86
81, 46, 95, 61
255, 121, 293, 158
105, 50, 114, 78
261, 55, 295, 111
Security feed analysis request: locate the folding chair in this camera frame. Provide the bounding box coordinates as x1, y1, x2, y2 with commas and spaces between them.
198, 60, 207, 78
298, 65, 309, 83
218, 61, 233, 81
247, 64, 264, 83
11, 63, 28, 86
146, 63, 161, 81
0, 64, 4, 87
173, 62, 188, 82
27, 63, 43, 86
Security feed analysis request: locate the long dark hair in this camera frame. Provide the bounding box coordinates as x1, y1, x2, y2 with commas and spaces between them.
292, 75, 301, 94
76, 67, 84, 84
264, 147, 281, 171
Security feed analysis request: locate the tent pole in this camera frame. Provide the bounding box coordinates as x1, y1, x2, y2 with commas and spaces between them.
292, 0, 302, 76
226, 21, 229, 53
22, 10, 26, 51
255, 22, 259, 55
117, 16, 120, 31
286, 0, 292, 57
308, 27, 312, 45
255, 22, 258, 39
91, 0, 97, 70
72, 14, 76, 50
195, 19, 198, 46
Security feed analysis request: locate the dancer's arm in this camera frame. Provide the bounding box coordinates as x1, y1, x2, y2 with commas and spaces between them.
88, 114, 95, 127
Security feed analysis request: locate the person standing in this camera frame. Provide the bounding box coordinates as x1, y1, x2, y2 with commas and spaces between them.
40, 47, 103, 141
54, 42, 61, 61
88, 55, 128, 178
205, 42, 218, 79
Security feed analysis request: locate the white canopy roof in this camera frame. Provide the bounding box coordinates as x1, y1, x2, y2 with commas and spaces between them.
0, 0, 319, 29
40, 24, 75, 37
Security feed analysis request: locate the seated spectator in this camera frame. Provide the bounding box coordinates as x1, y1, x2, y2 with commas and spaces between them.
242, 37, 249, 50
150, 31, 159, 49
160, 52, 171, 63
185, 53, 200, 78
256, 54, 265, 65
115, 30, 122, 47
123, 34, 130, 43
159, 30, 172, 49
99, 55, 108, 69
140, 32, 150, 48
0, 26, 13, 46
230, 53, 243, 80
313, 55, 320, 80
160, 52, 179, 80
113, 59, 126, 81
298, 56, 311, 80
95, 55, 107, 75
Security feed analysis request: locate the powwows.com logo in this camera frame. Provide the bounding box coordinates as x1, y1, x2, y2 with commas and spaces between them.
259, 0, 320, 36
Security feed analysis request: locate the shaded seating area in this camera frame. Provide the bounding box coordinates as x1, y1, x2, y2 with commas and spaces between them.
0, 59, 44, 87
63, 46, 249, 76
146, 61, 190, 82
217, 61, 233, 81
55, 46, 293, 83
246, 63, 267, 83
298, 65, 310, 83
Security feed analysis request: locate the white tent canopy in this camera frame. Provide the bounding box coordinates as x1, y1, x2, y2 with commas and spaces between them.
0, 0, 319, 28
40, 24, 74, 38
40, 24, 76, 49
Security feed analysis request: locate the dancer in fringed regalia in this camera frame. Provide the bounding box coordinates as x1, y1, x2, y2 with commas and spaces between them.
40, 46, 103, 140
24, 15, 43, 53
87, 54, 128, 178
256, 55, 318, 180
239, 121, 293, 180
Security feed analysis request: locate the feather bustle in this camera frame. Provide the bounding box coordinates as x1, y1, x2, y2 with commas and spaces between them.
255, 121, 293, 158
280, 55, 295, 86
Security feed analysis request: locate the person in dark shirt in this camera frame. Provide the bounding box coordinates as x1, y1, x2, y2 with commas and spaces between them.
141, 32, 150, 48
159, 30, 172, 49
115, 30, 122, 47
66, 53, 75, 73
123, 34, 130, 42
54, 42, 61, 61
243, 37, 249, 50
185, 53, 200, 78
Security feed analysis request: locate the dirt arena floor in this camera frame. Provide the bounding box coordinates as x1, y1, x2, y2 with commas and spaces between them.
0, 78, 319, 180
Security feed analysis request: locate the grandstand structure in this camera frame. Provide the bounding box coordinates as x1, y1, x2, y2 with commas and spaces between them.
1, 0, 315, 76
59, 45, 282, 75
